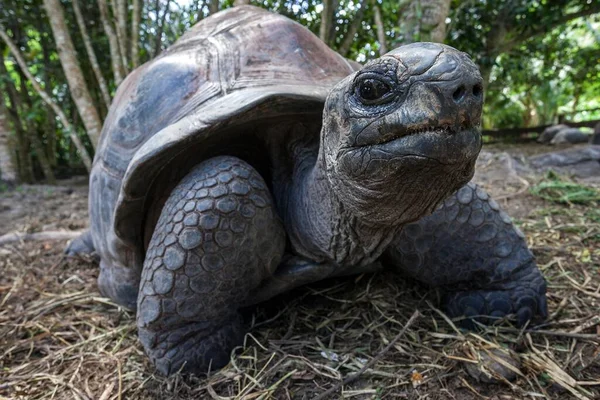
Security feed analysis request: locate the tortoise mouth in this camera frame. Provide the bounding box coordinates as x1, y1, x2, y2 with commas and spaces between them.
356, 123, 473, 149
348, 125, 481, 166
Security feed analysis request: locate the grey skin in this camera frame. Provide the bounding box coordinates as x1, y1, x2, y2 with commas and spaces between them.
66, 6, 547, 376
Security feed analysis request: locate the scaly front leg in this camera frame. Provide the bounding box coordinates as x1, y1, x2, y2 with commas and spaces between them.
384, 182, 547, 327
137, 156, 286, 375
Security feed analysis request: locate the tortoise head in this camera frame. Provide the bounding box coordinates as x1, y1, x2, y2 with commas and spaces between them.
321, 42, 483, 226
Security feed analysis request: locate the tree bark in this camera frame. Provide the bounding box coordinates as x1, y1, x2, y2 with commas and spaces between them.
44, 109, 57, 167
480, 13, 508, 90
479, 64, 493, 91
43, 0, 103, 149
319, 0, 334, 44
0, 25, 93, 171
338, 1, 366, 57
0, 97, 18, 183
571, 85, 582, 117
327, 0, 340, 45
0, 47, 33, 182
154, 0, 172, 56
98, 0, 125, 86
72, 0, 112, 110
399, 0, 451, 45
426, 0, 450, 43
208, 0, 219, 15
30, 128, 56, 183
14, 66, 56, 184
234, 0, 250, 5
116, 0, 129, 70
131, 0, 142, 68
194, 0, 207, 23
372, 0, 387, 55
39, 21, 58, 167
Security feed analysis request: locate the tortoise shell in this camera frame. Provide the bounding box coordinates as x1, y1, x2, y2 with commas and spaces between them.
89, 5, 356, 271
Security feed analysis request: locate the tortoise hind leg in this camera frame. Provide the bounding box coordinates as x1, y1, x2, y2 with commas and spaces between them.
97, 261, 140, 310
66, 230, 140, 309
137, 156, 285, 375
64, 230, 96, 257
65, 230, 140, 310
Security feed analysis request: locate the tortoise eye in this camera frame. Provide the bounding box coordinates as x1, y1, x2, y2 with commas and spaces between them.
356, 78, 393, 104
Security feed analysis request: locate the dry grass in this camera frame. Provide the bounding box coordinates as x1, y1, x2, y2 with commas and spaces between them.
1, 167, 599, 399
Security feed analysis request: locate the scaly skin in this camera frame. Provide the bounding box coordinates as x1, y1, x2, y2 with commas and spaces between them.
385, 183, 547, 327
136, 156, 285, 374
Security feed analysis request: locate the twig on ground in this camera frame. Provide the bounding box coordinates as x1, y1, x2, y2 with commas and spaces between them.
312, 310, 420, 400
0, 229, 84, 246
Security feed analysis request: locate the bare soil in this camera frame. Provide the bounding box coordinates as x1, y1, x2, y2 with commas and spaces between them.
1, 146, 598, 400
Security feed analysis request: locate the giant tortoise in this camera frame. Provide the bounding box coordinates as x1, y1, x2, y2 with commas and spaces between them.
67, 5, 547, 375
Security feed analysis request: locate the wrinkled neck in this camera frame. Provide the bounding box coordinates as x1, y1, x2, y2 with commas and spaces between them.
283, 143, 397, 267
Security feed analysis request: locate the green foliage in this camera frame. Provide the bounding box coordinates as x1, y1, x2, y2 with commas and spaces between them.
0, 0, 599, 181
448, 0, 600, 129
530, 171, 600, 205
484, 16, 600, 129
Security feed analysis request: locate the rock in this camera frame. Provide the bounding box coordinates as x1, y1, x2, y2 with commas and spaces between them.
538, 124, 569, 144
530, 146, 600, 168
550, 128, 589, 145
591, 122, 600, 145
464, 348, 521, 383
529, 145, 600, 180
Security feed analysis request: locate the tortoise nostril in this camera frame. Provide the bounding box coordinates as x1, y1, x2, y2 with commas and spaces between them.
472, 84, 483, 98
453, 85, 466, 102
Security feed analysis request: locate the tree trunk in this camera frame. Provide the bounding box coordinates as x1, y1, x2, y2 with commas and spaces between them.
338, 1, 366, 57
0, 24, 93, 171
72, 0, 112, 110
154, 0, 172, 56
425, 0, 451, 43
0, 97, 18, 183
15, 66, 56, 184
116, 0, 129, 70
43, 0, 103, 149
0, 46, 33, 182
372, 0, 387, 55
44, 110, 57, 167
234, 0, 250, 5
479, 63, 493, 91
131, 0, 142, 68
398, 0, 451, 45
327, 0, 340, 45
319, 0, 333, 44
29, 128, 56, 184
39, 21, 58, 167
208, 0, 219, 15
479, 19, 507, 90
194, 0, 207, 23
98, 0, 125, 86
571, 85, 582, 116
